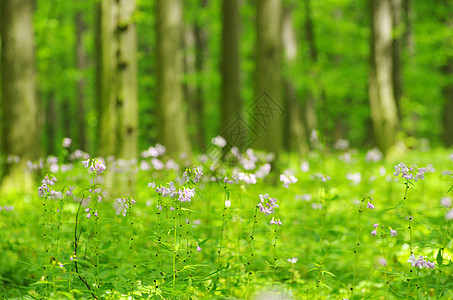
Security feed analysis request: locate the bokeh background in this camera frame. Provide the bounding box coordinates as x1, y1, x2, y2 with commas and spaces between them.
1, 0, 453, 188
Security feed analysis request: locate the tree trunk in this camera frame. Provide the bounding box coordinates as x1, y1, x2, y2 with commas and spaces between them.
282, 6, 308, 154
116, 0, 138, 160
98, 0, 138, 160
156, 0, 192, 158
75, 8, 87, 151
403, 0, 415, 56
221, 0, 242, 148
194, 6, 207, 150
98, 0, 118, 158
303, 0, 319, 136
1, 0, 39, 191
45, 93, 57, 155
253, 0, 283, 154
391, 0, 403, 119
369, 0, 400, 155
442, 63, 453, 146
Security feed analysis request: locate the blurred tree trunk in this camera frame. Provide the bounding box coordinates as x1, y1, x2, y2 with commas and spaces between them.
221, 0, 241, 147
303, 0, 319, 138
282, 6, 308, 154
156, 0, 192, 157
75, 8, 87, 151
62, 98, 72, 140
45, 93, 57, 155
254, 0, 283, 154
1, 0, 39, 191
98, 0, 117, 157
116, 0, 138, 160
369, 0, 400, 155
391, 0, 403, 119
442, 62, 453, 146
194, 4, 207, 150
403, 0, 415, 56
98, 0, 138, 160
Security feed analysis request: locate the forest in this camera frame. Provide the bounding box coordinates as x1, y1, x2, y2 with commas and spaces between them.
0, 0, 452, 299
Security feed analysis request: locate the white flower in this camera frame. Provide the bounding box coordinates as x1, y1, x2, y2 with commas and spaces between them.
211, 136, 227, 148
225, 199, 231, 208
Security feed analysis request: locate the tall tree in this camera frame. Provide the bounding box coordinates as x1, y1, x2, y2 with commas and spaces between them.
302, 0, 319, 137
369, 0, 400, 155
1, 0, 39, 190
116, 0, 138, 160
282, 5, 308, 154
156, 0, 192, 157
75, 4, 88, 151
253, 0, 283, 154
391, 0, 403, 119
98, 0, 117, 157
221, 0, 241, 147
184, 0, 208, 151
98, 0, 138, 159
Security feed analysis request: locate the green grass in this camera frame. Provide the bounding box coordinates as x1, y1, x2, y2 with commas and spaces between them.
0, 147, 452, 299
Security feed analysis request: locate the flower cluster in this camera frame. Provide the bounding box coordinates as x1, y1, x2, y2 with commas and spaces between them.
85, 208, 98, 219
62, 137, 72, 148
114, 197, 136, 216
182, 167, 203, 184
270, 217, 282, 225
142, 143, 166, 158
177, 187, 196, 202
236, 172, 257, 184
280, 173, 297, 188
38, 175, 58, 197
393, 163, 426, 182
211, 136, 227, 148
257, 194, 279, 216
371, 223, 397, 237
82, 158, 106, 175
407, 254, 435, 269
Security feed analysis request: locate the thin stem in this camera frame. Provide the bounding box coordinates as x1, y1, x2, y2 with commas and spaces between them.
173, 199, 178, 288
245, 206, 258, 300
272, 224, 278, 286
352, 201, 363, 298
435, 220, 450, 299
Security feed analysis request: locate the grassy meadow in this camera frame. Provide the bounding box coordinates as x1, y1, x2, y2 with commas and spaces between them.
1, 143, 452, 299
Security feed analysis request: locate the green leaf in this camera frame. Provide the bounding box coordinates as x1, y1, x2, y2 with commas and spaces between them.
101, 240, 111, 250
437, 248, 443, 266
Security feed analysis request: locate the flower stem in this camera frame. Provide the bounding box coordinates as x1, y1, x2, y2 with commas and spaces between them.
352, 200, 363, 298
272, 224, 278, 286
245, 206, 258, 300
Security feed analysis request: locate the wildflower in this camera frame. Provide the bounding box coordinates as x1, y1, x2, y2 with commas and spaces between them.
300, 161, 309, 172
378, 257, 387, 266
373, 223, 379, 228
225, 199, 231, 208
148, 182, 156, 188
371, 229, 377, 236
196, 244, 202, 252
280, 173, 297, 188
440, 197, 452, 208
270, 217, 278, 225
366, 148, 383, 162
446, 209, 453, 221
287, 257, 298, 264
82, 159, 90, 168
257, 194, 279, 216
177, 187, 196, 202
94, 210, 98, 217
151, 158, 164, 170
87, 213, 91, 219
62, 138, 72, 148
212, 136, 227, 148
367, 202, 375, 209
390, 229, 397, 237
65, 186, 75, 196
59, 262, 64, 268
346, 173, 361, 185
407, 254, 435, 269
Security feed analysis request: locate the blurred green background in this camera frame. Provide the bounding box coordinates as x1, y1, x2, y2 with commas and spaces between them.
1, 0, 453, 179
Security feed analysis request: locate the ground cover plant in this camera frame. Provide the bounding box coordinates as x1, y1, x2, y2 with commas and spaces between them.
0, 139, 452, 299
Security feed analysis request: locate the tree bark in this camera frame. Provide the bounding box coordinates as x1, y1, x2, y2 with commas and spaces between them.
156, 0, 192, 157
98, 0, 118, 157
282, 6, 308, 154
391, 0, 403, 119
98, 0, 138, 160
253, 0, 283, 154
221, 0, 242, 148
369, 0, 400, 155
1, 0, 39, 190
75, 8, 87, 151
116, 0, 138, 160
303, 0, 319, 136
